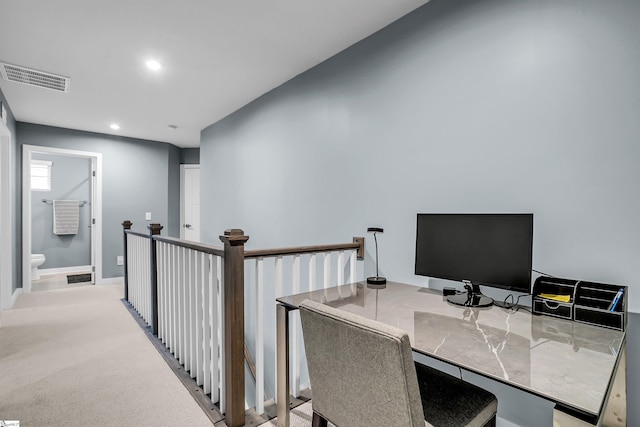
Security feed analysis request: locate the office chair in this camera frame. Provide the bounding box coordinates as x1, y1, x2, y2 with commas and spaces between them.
299, 299, 497, 427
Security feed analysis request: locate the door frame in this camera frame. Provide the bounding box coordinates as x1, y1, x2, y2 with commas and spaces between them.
0, 120, 12, 311
22, 145, 103, 292
180, 164, 200, 240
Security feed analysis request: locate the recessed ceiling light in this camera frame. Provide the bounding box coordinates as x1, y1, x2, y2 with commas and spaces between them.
146, 59, 162, 71
110, 124, 120, 130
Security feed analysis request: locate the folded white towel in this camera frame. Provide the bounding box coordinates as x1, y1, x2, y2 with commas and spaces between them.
53, 200, 79, 235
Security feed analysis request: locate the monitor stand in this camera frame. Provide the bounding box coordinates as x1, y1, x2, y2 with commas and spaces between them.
445, 281, 494, 308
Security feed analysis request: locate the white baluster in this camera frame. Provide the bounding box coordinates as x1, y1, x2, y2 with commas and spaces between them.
323, 252, 331, 303
337, 250, 345, 299
350, 249, 357, 294
273, 255, 283, 404
255, 258, 265, 414
165, 243, 170, 341
132, 237, 137, 313
183, 247, 189, 367
169, 244, 176, 354
217, 255, 224, 410
136, 237, 140, 315
188, 249, 196, 375
202, 252, 211, 395
195, 250, 203, 384
183, 247, 190, 368
309, 253, 317, 292
292, 255, 301, 398
177, 246, 184, 363
144, 237, 149, 322
157, 242, 164, 341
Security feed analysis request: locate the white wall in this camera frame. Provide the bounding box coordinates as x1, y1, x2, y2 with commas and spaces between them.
201, 0, 640, 310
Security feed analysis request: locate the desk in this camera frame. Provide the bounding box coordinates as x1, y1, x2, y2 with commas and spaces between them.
276, 281, 626, 427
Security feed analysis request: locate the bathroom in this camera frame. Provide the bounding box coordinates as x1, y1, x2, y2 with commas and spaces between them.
30, 152, 92, 291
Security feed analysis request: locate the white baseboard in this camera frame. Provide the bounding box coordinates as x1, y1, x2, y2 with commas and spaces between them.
97, 277, 124, 286
40, 265, 92, 276
11, 287, 23, 308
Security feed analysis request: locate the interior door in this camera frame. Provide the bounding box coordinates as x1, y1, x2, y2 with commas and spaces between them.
182, 166, 200, 242
90, 159, 96, 284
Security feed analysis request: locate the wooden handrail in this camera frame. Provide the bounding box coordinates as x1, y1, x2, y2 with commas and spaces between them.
245, 236, 364, 260
152, 235, 225, 257
220, 229, 249, 427
122, 221, 364, 426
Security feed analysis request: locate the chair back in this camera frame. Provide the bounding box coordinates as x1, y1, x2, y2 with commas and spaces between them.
299, 299, 425, 427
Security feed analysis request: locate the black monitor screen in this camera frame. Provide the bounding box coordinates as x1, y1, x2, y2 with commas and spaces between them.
415, 213, 533, 293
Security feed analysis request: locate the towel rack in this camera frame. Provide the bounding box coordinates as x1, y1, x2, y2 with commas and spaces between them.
42, 199, 88, 207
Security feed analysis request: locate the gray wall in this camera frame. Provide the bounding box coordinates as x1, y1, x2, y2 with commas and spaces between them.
17, 123, 181, 279
201, 0, 640, 309
200, 0, 640, 425
0, 87, 20, 292
167, 145, 181, 237
180, 147, 199, 164
31, 153, 91, 269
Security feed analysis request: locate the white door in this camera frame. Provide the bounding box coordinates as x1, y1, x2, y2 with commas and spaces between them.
181, 166, 200, 242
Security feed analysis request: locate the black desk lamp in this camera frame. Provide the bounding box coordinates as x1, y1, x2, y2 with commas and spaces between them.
367, 227, 386, 288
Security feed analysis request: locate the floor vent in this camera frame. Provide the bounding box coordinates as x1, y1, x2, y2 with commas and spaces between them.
67, 273, 92, 284
0, 62, 70, 92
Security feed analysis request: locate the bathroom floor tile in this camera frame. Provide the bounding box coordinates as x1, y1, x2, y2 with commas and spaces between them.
32, 272, 93, 292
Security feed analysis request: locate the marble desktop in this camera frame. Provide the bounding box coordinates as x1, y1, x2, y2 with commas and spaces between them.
277, 281, 625, 418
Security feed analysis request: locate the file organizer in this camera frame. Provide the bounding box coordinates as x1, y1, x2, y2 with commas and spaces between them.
532, 276, 627, 331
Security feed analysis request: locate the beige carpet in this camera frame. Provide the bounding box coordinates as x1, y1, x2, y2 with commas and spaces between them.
0, 284, 213, 427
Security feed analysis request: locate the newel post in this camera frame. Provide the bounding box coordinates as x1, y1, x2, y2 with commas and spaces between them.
122, 220, 132, 301
148, 223, 163, 336
220, 229, 249, 427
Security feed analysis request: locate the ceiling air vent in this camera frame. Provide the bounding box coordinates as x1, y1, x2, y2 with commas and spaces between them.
0, 62, 70, 93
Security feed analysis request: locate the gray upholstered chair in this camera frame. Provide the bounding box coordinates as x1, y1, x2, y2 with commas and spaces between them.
299, 299, 497, 427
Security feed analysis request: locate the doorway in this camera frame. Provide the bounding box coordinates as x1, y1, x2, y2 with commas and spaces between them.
180, 165, 200, 242
22, 145, 103, 292
0, 120, 12, 311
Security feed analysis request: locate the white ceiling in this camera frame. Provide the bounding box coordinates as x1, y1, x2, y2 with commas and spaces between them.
0, 1, 430, 148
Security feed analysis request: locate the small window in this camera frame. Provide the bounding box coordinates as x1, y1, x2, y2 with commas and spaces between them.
31, 160, 52, 191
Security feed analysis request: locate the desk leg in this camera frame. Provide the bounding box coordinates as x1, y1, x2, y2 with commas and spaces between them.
277, 303, 290, 427
601, 346, 626, 427
553, 346, 626, 427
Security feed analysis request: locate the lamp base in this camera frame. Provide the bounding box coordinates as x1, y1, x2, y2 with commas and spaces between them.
367, 276, 387, 289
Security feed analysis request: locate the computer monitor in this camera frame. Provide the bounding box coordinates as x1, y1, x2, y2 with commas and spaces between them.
415, 213, 533, 307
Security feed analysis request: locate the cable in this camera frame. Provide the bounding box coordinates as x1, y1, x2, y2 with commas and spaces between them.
458, 366, 463, 380
495, 293, 531, 313
533, 269, 555, 278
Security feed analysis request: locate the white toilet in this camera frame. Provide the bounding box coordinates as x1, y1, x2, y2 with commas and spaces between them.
31, 254, 46, 280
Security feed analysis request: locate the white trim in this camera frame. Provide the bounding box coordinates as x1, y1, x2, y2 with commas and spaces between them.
96, 277, 124, 286
22, 145, 103, 293
39, 265, 92, 276
180, 164, 200, 240
0, 120, 12, 311
11, 287, 23, 307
